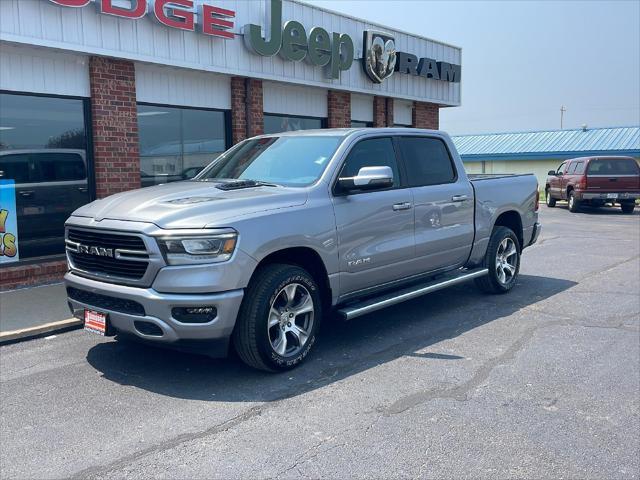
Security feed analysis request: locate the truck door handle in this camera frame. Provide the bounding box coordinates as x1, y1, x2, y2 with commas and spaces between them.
451, 195, 469, 202
392, 202, 412, 211
77, 187, 88, 193
19, 190, 34, 198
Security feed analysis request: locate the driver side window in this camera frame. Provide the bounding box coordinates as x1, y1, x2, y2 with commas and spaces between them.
556, 162, 567, 175
339, 137, 400, 187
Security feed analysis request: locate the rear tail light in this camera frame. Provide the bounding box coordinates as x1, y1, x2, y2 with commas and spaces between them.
579, 176, 588, 189
535, 186, 540, 211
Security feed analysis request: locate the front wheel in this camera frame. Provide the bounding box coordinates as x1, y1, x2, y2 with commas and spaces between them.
545, 190, 556, 207
475, 226, 521, 294
233, 264, 322, 372
621, 202, 635, 214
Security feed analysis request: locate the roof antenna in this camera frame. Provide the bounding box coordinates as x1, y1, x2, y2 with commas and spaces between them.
582, 124, 588, 132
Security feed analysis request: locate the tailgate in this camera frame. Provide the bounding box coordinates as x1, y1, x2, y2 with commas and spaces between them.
586, 158, 640, 191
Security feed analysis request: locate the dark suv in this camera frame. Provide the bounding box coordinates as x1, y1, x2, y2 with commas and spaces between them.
545, 156, 640, 213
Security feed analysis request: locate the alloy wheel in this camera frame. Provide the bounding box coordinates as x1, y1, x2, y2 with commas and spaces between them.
495, 238, 518, 285
268, 283, 315, 357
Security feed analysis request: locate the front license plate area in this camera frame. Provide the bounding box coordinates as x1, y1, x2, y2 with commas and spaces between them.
85, 309, 108, 336
606, 193, 618, 199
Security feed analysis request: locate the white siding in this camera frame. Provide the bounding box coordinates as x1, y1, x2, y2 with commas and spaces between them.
0, 0, 461, 106
135, 63, 230, 109
351, 94, 373, 122
394, 99, 413, 126
0, 42, 89, 97
263, 81, 327, 117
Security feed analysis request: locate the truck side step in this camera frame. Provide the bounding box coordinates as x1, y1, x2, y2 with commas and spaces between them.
337, 268, 489, 321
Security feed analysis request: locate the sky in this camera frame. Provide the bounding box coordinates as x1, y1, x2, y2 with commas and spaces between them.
308, 0, 640, 135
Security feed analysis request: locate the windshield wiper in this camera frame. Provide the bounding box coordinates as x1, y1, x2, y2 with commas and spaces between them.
214, 179, 281, 191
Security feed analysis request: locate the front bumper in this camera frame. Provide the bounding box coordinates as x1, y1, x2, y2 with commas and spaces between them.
577, 191, 640, 201
65, 272, 244, 354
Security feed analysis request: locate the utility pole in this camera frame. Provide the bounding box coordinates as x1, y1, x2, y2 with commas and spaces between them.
560, 105, 567, 130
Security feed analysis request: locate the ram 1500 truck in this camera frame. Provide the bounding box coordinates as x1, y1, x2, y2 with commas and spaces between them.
65, 128, 541, 371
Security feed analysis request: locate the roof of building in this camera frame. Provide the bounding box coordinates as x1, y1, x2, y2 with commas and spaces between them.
452, 126, 640, 162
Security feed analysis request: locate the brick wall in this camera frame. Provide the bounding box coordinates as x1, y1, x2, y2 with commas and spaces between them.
412, 101, 440, 130
373, 96, 394, 127
89, 56, 140, 198
231, 77, 264, 144
327, 90, 351, 128
0, 260, 67, 292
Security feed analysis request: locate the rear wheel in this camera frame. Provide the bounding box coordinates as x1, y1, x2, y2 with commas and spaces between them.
475, 226, 521, 294
621, 202, 635, 214
233, 264, 322, 372
568, 191, 580, 212
545, 189, 556, 207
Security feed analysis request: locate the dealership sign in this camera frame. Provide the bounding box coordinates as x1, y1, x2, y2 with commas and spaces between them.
0, 180, 19, 263
45, 0, 460, 84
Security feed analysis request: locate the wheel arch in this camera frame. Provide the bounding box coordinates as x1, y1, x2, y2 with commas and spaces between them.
251, 247, 332, 309
493, 210, 523, 250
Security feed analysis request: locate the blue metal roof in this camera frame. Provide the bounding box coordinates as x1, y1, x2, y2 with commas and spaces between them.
452, 126, 640, 162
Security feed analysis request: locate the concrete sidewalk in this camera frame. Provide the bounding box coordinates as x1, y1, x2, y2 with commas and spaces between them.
0, 283, 80, 342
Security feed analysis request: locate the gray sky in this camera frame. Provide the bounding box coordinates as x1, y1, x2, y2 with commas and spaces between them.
308, 0, 640, 135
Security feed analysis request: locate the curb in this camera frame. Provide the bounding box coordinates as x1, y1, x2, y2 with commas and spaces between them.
0, 318, 83, 346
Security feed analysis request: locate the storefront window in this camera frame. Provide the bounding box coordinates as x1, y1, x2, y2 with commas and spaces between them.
264, 114, 325, 134
137, 104, 228, 187
0, 92, 91, 261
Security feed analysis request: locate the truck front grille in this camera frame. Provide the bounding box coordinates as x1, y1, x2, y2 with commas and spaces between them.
66, 228, 149, 281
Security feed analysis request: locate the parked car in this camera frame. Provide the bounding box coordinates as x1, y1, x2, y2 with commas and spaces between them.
64, 128, 541, 372
0, 149, 90, 258
545, 156, 640, 213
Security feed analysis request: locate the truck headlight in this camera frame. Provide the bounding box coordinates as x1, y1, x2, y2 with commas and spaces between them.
157, 233, 237, 265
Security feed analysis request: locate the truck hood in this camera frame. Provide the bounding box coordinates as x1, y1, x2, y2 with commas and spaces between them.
71, 181, 308, 229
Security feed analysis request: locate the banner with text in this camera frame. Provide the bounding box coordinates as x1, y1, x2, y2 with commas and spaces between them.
0, 180, 20, 263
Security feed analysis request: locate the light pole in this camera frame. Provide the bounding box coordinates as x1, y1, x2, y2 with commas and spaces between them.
560, 105, 567, 130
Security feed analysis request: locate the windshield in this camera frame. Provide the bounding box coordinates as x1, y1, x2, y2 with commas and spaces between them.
587, 158, 640, 175
196, 136, 342, 187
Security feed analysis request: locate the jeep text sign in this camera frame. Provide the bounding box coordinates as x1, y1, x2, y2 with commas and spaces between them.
244, 0, 354, 79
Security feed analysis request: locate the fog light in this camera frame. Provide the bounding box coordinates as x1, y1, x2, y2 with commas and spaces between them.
172, 306, 217, 324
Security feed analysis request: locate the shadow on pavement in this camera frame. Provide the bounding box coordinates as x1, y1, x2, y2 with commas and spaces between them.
86, 274, 576, 402
551, 203, 639, 216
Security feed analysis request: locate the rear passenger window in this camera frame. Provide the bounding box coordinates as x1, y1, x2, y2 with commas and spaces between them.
398, 137, 456, 187
574, 162, 585, 174
567, 163, 577, 174
34, 153, 86, 182
0, 154, 31, 183
339, 137, 400, 187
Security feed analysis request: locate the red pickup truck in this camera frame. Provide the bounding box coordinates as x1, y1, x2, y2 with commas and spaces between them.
545, 156, 640, 214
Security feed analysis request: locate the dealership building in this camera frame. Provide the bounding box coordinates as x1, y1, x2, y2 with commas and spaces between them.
0, 0, 461, 290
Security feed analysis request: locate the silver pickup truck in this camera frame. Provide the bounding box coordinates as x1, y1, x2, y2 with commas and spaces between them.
65, 128, 541, 371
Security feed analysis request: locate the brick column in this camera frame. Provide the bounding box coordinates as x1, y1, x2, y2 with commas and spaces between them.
373, 96, 395, 127
89, 57, 140, 198
231, 77, 264, 144
327, 90, 351, 128
373, 96, 386, 127
412, 101, 440, 130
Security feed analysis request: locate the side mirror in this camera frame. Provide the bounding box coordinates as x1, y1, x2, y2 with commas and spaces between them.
338, 166, 394, 193
547, 170, 556, 176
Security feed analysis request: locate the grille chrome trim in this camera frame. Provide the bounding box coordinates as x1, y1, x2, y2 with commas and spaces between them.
65, 226, 165, 288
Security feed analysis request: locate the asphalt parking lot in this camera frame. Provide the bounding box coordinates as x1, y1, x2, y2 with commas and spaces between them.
1, 204, 639, 479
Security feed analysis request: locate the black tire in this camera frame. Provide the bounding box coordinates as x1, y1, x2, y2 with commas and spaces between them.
621, 202, 635, 214
233, 264, 322, 372
568, 191, 580, 213
545, 189, 556, 207
475, 226, 521, 294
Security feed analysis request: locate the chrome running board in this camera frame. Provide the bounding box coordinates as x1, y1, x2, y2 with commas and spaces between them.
337, 268, 489, 321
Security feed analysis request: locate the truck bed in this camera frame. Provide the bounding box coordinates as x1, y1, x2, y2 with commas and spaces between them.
468, 173, 535, 181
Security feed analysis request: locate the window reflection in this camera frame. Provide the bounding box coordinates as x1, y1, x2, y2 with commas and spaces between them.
137, 104, 228, 187
264, 114, 325, 134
